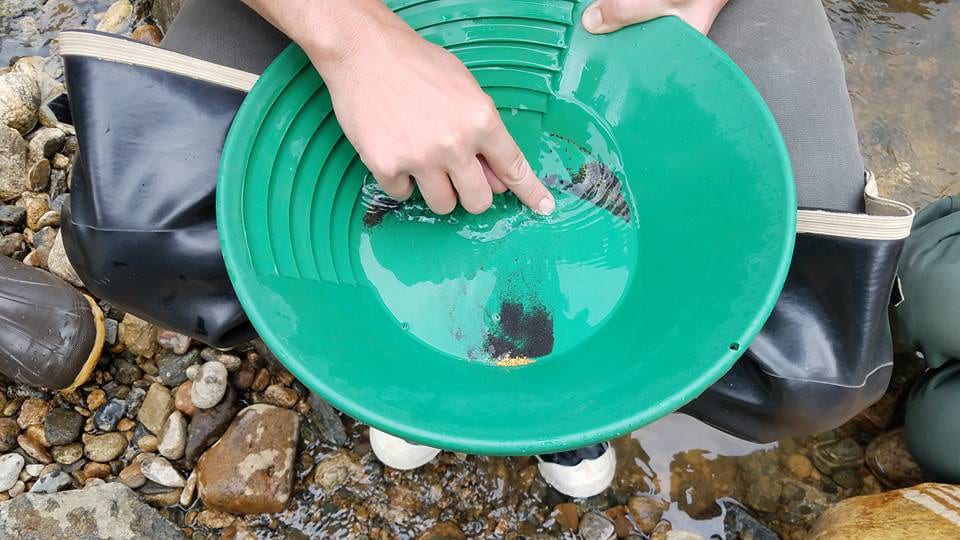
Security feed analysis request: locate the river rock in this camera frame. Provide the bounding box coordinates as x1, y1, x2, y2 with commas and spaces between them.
119, 314, 159, 357
0, 205, 26, 232
174, 382, 196, 416
812, 438, 864, 476
132, 23, 163, 46
95, 0, 133, 33
0, 66, 40, 135
0, 128, 29, 200
83, 432, 127, 462
0, 453, 25, 492
16, 398, 50, 429
0, 418, 18, 451
628, 495, 668, 534
157, 349, 200, 387
16, 434, 51, 463
137, 383, 174, 435
200, 348, 242, 371
419, 522, 465, 540
43, 407, 83, 445
118, 462, 145, 488
579, 511, 615, 540
306, 392, 347, 446
189, 361, 227, 409
113, 359, 141, 386
51, 442, 83, 465
312, 449, 362, 491
810, 483, 960, 539
15, 192, 48, 231
93, 398, 127, 432
184, 385, 238, 465
26, 127, 64, 160
47, 230, 83, 287
157, 330, 191, 355
197, 404, 300, 514
29, 470, 72, 494
865, 429, 923, 489
0, 482, 182, 538
26, 158, 50, 192
179, 470, 197, 506
263, 384, 299, 409
140, 454, 184, 487
157, 411, 186, 460
720, 499, 778, 540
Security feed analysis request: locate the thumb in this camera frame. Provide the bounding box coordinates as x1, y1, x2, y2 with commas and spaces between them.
581, 0, 667, 34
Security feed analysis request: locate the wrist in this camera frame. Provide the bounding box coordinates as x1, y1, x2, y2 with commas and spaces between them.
284, 0, 399, 72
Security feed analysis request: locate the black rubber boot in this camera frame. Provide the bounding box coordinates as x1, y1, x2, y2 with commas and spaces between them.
0, 256, 104, 390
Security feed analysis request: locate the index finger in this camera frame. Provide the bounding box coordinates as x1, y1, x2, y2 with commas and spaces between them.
479, 121, 555, 215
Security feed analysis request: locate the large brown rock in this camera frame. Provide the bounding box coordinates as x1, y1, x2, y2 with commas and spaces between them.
196, 404, 299, 514
809, 483, 960, 539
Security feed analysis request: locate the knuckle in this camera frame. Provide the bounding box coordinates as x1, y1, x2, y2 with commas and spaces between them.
463, 193, 493, 215
502, 154, 530, 185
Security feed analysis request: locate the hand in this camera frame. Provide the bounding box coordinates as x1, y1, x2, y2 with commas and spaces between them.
242, 0, 554, 216
313, 18, 555, 215
581, 0, 729, 35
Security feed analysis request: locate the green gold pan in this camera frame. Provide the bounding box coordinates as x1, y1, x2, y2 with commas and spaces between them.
217, 0, 796, 455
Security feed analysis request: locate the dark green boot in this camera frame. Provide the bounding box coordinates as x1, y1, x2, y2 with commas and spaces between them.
0, 255, 104, 390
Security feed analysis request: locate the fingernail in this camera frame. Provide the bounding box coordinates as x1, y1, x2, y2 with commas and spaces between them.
582, 6, 603, 31
537, 196, 555, 216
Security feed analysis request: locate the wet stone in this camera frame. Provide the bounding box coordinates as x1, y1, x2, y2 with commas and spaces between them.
0, 418, 19, 451
17, 398, 51, 429
137, 383, 174, 435
157, 411, 186, 460
197, 404, 299, 514
50, 442, 83, 465
306, 392, 347, 447
812, 438, 864, 476
866, 429, 923, 489
0, 453, 25, 492
157, 330, 191, 355
721, 499, 778, 540
122, 387, 147, 418
200, 348, 241, 371
83, 432, 128, 462
118, 462, 146, 489
17, 434, 52, 464
628, 495, 668, 534
42, 407, 83, 445
188, 361, 227, 409
554, 502, 579, 530
579, 511, 616, 540
262, 384, 299, 409
113, 359, 142, 386
86, 389, 107, 411
93, 398, 127, 432
312, 449, 363, 492
119, 314, 159, 358
184, 384, 237, 465
157, 349, 200, 387
82, 461, 111, 480
0, 205, 26, 233
418, 522, 466, 540
28, 470, 71, 494
139, 454, 184, 488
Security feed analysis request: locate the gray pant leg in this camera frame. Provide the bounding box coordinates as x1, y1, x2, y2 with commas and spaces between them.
709, 0, 865, 212
159, 0, 290, 75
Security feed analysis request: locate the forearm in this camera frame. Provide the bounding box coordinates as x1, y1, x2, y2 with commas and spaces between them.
239, 0, 406, 72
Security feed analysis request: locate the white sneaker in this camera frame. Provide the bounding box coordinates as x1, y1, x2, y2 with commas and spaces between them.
537, 443, 616, 498
369, 427, 442, 470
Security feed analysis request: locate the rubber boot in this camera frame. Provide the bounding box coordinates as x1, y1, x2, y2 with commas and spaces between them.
0, 256, 104, 390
